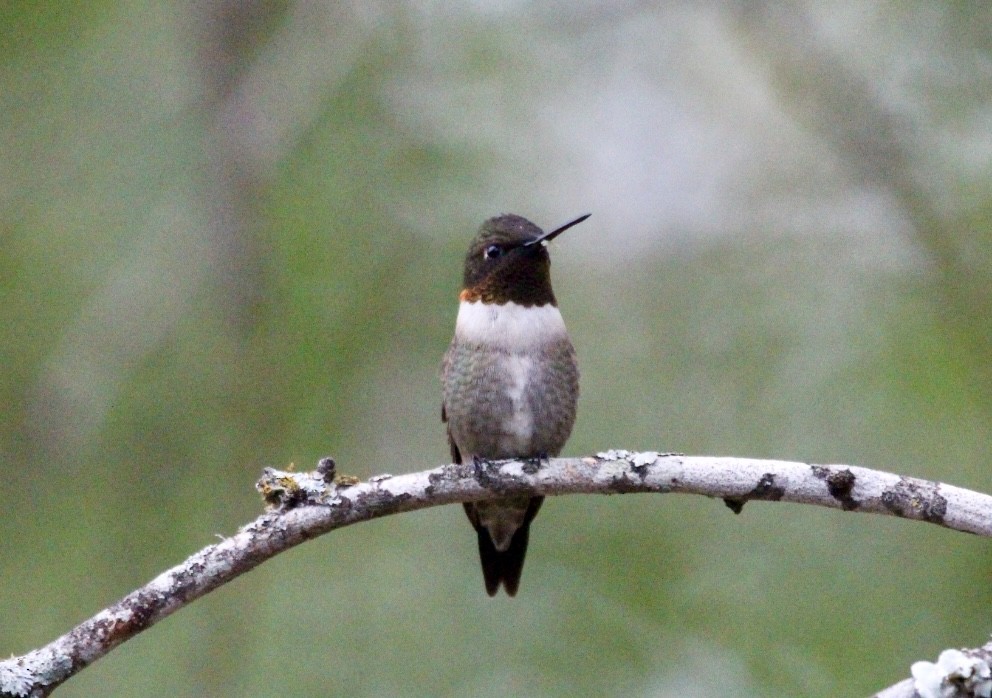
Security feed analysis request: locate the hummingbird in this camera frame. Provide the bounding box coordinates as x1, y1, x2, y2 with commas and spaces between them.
442, 213, 588, 596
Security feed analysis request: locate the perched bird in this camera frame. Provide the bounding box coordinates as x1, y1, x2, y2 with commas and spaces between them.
442, 213, 587, 596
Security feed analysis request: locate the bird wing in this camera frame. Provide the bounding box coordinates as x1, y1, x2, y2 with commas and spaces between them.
442, 403, 462, 465
441, 347, 463, 465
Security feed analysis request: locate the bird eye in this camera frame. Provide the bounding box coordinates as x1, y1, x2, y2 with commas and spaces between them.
483, 244, 503, 260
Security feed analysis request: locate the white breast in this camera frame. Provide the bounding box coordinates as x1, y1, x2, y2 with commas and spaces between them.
454, 300, 567, 350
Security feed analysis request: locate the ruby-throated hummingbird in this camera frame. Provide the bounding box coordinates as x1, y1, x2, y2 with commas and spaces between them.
442, 213, 588, 596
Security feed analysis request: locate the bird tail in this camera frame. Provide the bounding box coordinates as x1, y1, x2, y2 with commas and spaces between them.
465, 496, 544, 597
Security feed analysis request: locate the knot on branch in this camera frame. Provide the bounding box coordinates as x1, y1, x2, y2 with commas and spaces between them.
881, 478, 948, 525
256, 456, 360, 510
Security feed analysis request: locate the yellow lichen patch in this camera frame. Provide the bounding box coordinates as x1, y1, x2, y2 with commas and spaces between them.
257, 480, 285, 507
276, 475, 300, 491
256, 470, 304, 507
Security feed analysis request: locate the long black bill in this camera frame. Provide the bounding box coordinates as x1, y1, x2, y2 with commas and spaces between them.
523, 213, 591, 247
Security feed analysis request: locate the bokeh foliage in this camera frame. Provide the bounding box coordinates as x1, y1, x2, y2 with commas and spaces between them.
3, 2, 992, 696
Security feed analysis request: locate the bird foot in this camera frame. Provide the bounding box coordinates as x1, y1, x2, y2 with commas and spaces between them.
472, 455, 491, 478
521, 453, 549, 474
471, 454, 546, 477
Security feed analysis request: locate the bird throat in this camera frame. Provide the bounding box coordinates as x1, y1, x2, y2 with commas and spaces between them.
460, 258, 556, 307
453, 299, 568, 350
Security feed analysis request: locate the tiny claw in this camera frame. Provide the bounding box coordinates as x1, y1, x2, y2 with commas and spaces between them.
522, 453, 547, 474
472, 455, 487, 477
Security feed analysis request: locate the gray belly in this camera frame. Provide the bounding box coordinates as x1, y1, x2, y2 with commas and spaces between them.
443, 339, 578, 460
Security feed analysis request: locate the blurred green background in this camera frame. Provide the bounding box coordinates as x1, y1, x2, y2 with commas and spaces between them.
3, 2, 992, 696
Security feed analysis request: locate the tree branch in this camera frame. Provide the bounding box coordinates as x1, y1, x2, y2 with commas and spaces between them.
873, 640, 992, 698
3, 451, 992, 697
